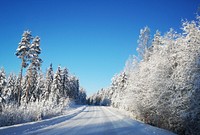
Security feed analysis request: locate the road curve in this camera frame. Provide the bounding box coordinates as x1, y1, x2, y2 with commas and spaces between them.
0, 106, 176, 135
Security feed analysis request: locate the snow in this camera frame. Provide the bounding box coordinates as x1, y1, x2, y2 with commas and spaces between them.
0, 106, 176, 135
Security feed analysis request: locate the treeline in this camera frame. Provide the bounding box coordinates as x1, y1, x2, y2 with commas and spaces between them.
88, 16, 200, 134
0, 31, 86, 127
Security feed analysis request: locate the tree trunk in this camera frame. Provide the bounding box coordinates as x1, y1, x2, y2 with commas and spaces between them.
18, 66, 23, 106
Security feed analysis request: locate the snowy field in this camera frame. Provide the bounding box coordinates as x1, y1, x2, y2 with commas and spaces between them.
0, 106, 176, 135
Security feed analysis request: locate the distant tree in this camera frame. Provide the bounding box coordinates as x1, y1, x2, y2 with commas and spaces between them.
78, 87, 87, 104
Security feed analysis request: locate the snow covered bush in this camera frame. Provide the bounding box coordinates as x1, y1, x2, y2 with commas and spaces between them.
0, 98, 71, 127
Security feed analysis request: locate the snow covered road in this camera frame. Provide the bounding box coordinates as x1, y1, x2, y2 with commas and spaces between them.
0, 106, 176, 135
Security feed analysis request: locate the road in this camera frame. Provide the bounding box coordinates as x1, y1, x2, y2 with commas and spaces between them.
0, 106, 176, 135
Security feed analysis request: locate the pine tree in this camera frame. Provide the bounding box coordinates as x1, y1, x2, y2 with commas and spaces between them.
62, 68, 70, 97
25, 35, 42, 103
50, 66, 63, 106
44, 64, 54, 100
3, 73, 17, 105
69, 76, 79, 100
28, 36, 42, 69
34, 72, 45, 102
0, 68, 6, 112
0, 68, 6, 97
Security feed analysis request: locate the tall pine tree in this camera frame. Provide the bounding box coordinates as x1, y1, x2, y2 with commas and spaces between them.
15, 30, 32, 105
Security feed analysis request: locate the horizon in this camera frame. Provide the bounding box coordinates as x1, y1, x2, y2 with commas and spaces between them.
0, 0, 199, 96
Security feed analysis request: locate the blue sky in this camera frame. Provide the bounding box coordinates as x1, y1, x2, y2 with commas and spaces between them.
0, 0, 199, 96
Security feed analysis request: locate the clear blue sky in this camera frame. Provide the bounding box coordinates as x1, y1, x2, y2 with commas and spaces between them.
0, 0, 199, 96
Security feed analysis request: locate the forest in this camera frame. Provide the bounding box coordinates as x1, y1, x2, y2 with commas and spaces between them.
88, 16, 200, 135
0, 31, 87, 127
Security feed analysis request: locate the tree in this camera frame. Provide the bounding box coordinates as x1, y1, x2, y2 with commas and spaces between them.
50, 66, 63, 106
0, 68, 7, 113
69, 76, 79, 100
3, 73, 17, 105
124, 55, 138, 76
15, 30, 32, 105
151, 30, 162, 53
0, 68, 6, 97
77, 87, 87, 104
62, 68, 70, 97
44, 64, 54, 100
137, 26, 151, 60
25, 36, 42, 103
34, 72, 45, 102
28, 36, 42, 69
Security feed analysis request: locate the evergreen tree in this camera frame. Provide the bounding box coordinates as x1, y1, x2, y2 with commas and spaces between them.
62, 68, 70, 97
28, 36, 42, 69
44, 64, 54, 100
3, 73, 17, 105
0, 68, 6, 112
50, 66, 63, 106
25, 35, 42, 103
69, 76, 79, 100
15, 30, 32, 105
34, 72, 45, 102
0, 68, 6, 97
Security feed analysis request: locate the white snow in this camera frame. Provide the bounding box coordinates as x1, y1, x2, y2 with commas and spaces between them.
0, 106, 176, 135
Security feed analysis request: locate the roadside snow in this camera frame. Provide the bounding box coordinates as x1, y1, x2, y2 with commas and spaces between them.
0, 105, 86, 135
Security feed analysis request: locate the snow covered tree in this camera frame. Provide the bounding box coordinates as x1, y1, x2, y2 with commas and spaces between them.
0, 68, 6, 97
0, 68, 6, 112
109, 71, 128, 108
44, 64, 54, 100
69, 76, 79, 100
151, 30, 162, 53
50, 66, 63, 106
62, 68, 70, 97
34, 72, 45, 102
15, 30, 32, 105
77, 87, 87, 104
137, 26, 151, 60
28, 36, 42, 69
25, 35, 42, 104
3, 73, 17, 105
124, 55, 138, 76
24, 65, 37, 103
